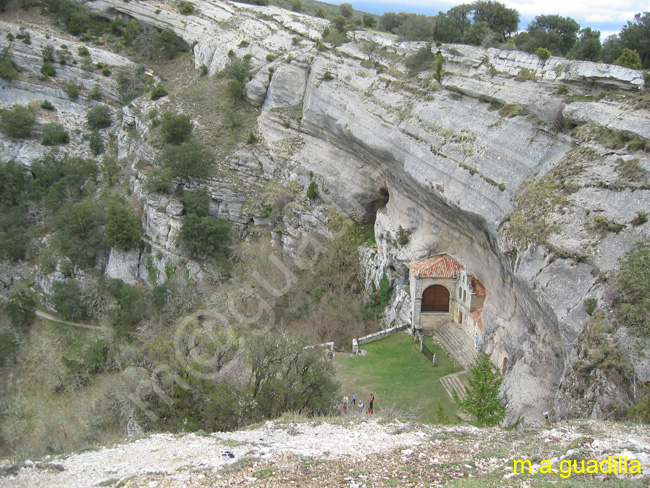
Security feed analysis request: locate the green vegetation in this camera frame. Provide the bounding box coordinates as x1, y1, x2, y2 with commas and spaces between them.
86, 105, 112, 130
404, 43, 436, 76
40, 61, 56, 77
105, 203, 142, 250
536, 47, 551, 59
41, 100, 55, 111
335, 333, 459, 423
41, 122, 70, 145
153, 29, 190, 59
499, 103, 523, 117
573, 122, 628, 149
593, 216, 624, 234
454, 353, 506, 427
180, 189, 231, 259
1, 105, 36, 138
87, 131, 104, 155
150, 83, 168, 100
583, 298, 597, 315
306, 181, 318, 199
50, 280, 87, 320
617, 243, 650, 336
0, 47, 18, 80
161, 112, 193, 144
65, 82, 79, 99
515, 68, 537, 82
505, 147, 593, 253
160, 140, 215, 178
614, 48, 643, 69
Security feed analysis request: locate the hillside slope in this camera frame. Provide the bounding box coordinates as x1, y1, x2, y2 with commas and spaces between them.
2, 417, 650, 487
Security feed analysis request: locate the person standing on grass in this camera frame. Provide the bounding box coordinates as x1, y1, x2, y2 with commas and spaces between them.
369, 393, 374, 414
358, 401, 364, 414
352, 393, 356, 405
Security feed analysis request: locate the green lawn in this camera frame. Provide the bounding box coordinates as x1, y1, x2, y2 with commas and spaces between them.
334, 332, 460, 424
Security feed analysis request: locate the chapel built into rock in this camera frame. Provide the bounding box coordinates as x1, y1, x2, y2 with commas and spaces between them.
409, 254, 486, 342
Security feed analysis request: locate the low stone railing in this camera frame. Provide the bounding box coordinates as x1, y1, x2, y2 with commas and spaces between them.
352, 324, 410, 354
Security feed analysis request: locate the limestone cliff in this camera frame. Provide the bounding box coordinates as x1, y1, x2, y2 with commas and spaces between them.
1, 0, 649, 426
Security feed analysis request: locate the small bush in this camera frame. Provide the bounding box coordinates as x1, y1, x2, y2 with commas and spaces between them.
41, 100, 55, 110
51, 280, 86, 320
86, 105, 112, 130
41, 122, 70, 145
557, 86, 568, 95
1, 105, 36, 138
154, 29, 189, 59
151, 83, 168, 100
87, 84, 102, 101
536, 47, 551, 60
306, 181, 318, 199
515, 68, 537, 82
180, 2, 194, 15
160, 112, 193, 144
102, 67, 111, 77
106, 203, 142, 250
322, 71, 334, 81
617, 243, 650, 336
499, 103, 524, 118
88, 131, 104, 155
7, 289, 36, 328
78, 46, 90, 56
65, 82, 79, 99
615, 158, 646, 181
0, 56, 18, 80
161, 140, 215, 178
614, 48, 642, 70
593, 216, 624, 234
41, 61, 56, 77
632, 211, 648, 227
247, 131, 258, 143
584, 298, 597, 315
404, 43, 435, 76
145, 167, 174, 193
199, 64, 208, 76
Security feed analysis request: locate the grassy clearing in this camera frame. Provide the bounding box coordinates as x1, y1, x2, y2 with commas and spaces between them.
334, 333, 460, 424
146, 54, 259, 161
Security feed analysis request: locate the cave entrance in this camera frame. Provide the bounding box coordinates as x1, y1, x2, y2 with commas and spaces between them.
364, 187, 390, 225
421, 285, 450, 312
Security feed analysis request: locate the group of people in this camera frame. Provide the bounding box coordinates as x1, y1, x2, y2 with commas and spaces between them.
341, 393, 375, 415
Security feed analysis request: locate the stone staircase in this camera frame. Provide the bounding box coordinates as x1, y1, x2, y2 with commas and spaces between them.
440, 371, 469, 400
431, 321, 477, 370
428, 320, 477, 402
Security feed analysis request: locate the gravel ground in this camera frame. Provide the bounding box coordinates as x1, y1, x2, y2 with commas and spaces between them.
1, 417, 649, 487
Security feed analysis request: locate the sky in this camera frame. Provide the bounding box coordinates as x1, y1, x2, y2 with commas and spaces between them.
329, 0, 648, 39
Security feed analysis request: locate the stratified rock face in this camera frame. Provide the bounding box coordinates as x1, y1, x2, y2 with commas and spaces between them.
3, 0, 648, 425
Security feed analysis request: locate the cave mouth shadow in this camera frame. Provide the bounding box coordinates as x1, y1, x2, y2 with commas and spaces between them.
363, 187, 390, 225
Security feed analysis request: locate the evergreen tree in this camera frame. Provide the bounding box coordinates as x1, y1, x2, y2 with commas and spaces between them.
454, 353, 506, 427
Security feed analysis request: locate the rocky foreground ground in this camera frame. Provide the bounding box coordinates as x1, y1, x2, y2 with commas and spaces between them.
1, 416, 649, 487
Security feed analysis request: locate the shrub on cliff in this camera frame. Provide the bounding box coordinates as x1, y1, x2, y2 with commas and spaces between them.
161, 112, 193, 144
106, 203, 142, 250
617, 242, 650, 336
1, 105, 36, 138
86, 105, 112, 130
161, 140, 215, 179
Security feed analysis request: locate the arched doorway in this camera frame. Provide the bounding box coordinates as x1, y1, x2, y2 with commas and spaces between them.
421, 285, 450, 312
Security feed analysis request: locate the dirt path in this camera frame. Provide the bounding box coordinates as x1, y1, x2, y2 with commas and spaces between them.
35, 310, 114, 334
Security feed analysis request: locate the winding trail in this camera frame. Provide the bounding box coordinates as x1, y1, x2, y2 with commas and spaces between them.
35, 310, 141, 336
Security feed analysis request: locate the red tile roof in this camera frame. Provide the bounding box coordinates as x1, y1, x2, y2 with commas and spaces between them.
472, 276, 487, 297
409, 254, 464, 278
470, 309, 483, 330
